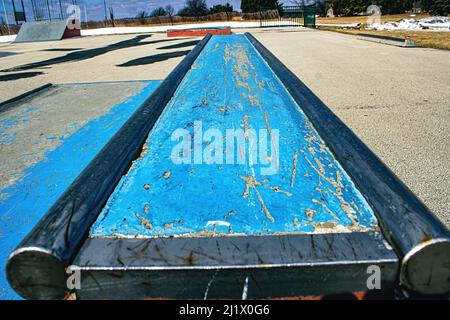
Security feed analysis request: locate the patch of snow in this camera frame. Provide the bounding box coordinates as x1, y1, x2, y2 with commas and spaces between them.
0, 35, 16, 43
206, 221, 231, 228
368, 16, 450, 31
82, 21, 260, 37
0, 21, 261, 43
317, 23, 360, 28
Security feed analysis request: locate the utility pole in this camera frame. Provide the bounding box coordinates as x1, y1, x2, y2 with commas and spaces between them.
84, 4, 88, 29
103, 0, 108, 27
1, 0, 10, 34
20, 0, 26, 22
46, 0, 51, 20
30, 0, 36, 21
109, 7, 115, 27
58, 0, 63, 19
11, 0, 16, 24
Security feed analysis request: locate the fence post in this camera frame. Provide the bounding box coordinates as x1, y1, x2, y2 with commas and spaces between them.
1, 0, 10, 34
109, 7, 115, 27
46, 0, 51, 20
259, 7, 262, 28
30, 0, 36, 21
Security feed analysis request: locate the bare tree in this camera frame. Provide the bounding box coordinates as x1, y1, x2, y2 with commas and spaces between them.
151, 7, 167, 17
165, 5, 175, 25
178, 0, 209, 19
165, 5, 175, 16
136, 10, 150, 24
290, 0, 317, 6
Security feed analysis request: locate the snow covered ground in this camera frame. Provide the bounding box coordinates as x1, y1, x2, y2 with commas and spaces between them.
317, 23, 360, 28
82, 21, 260, 36
0, 21, 261, 43
0, 35, 17, 43
1, 16, 448, 43
368, 16, 450, 31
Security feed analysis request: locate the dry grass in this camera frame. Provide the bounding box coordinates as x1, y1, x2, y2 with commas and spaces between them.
316, 14, 450, 50
316, 13, 431, 25
319, 27, 450, 50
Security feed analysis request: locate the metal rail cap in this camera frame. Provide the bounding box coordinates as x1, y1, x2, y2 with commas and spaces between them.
401, 239, 450, 295
7, 247, 66, 299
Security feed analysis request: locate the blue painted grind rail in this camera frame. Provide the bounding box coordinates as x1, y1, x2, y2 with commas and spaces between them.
91, 34, 378, 238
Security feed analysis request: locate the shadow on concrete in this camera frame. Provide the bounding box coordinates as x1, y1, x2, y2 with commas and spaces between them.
2, 35, 179, 72
41, 48, 82, 52
0, 71, 43, 81
0, 52, 20, 58
118, 50, 191, 67
157, 40, 200, 50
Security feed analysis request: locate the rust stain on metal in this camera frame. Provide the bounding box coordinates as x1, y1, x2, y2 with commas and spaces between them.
185, 252, 195, 266
218, 105, 242, 113
262, 110, 279, 173
313, 221, 339, 230
291, 151, 298, 188
242, 92, 261, 107
240, 175, 275, 223
306, 208, 317, 221
314, 158, 326, 175
263, 111, 272, 135
225, 43, 255, 93
302, 151, 342, 191
243, 115, 251, 140
224, 210, 236, 220
312, 198, 340, 221
270, 186, 292, 197
135, 212, 153, 230
421, 234, 432, 244
257, 79, 265, 90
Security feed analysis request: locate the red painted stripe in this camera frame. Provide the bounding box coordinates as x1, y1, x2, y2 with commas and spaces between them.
167, 29, 232, 37
63, 28, 81, 39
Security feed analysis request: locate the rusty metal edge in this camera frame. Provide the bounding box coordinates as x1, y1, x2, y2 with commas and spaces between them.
73, 232, 398, 299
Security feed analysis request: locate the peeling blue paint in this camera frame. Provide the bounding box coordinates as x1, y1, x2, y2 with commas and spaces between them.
0, 81, 161, 300
91, 35, 378, 239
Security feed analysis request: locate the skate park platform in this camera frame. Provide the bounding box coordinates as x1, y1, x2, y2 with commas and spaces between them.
14, 20, 81, 43
0, 80, 161, 299
167, 27, 232, 37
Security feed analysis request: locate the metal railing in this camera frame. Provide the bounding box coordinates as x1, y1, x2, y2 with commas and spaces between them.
260, 5, 316, 28
30, 0, 77, 21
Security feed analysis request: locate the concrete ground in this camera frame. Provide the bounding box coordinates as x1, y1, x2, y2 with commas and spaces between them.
0, 33, 199, 101
0, 28, 449, 226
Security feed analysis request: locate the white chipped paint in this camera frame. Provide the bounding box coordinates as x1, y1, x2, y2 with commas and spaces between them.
242, 276, 249, 300
206, 221, 231, 228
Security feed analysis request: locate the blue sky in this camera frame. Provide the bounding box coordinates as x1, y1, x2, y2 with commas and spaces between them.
0, 0, 243, 23
76, 0, 243, 19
